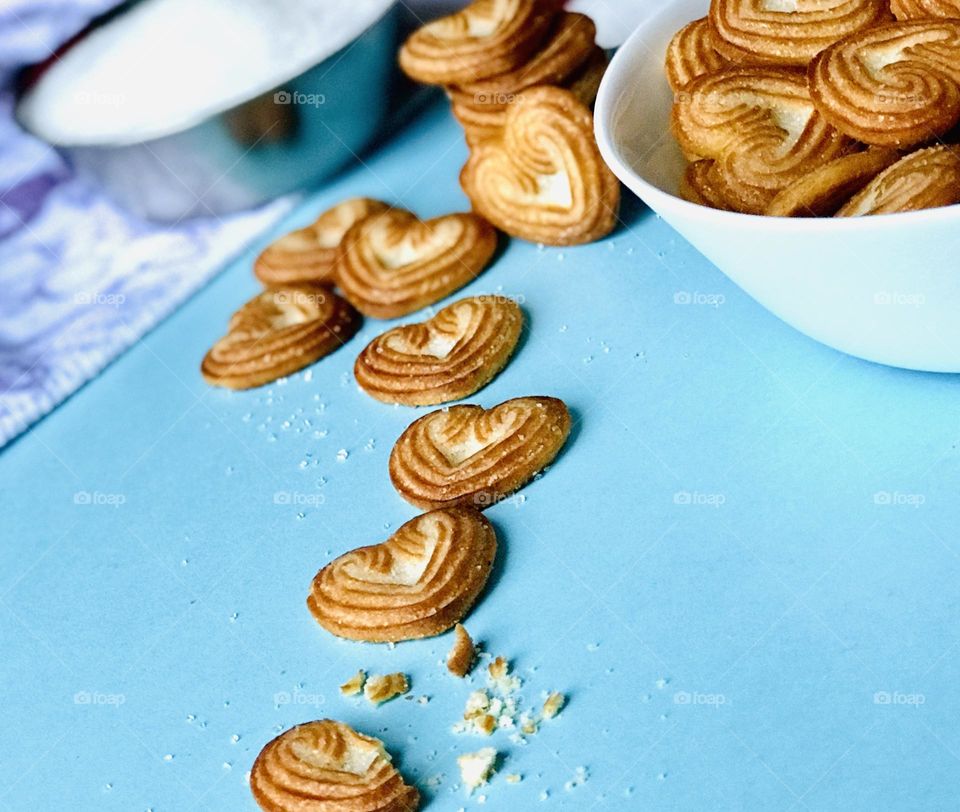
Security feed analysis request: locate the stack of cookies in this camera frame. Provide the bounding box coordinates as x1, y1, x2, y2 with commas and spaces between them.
667, 0, 960, 217
400, 0, 621, 245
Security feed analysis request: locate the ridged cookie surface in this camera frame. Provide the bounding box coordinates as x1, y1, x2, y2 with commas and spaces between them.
250, 719, 419, 811
336, 209, 497, 319
809, 20, 960, 147
461, 86, 619, 245
308, 508, 497, 642
710, 0, 891, 66
201, 286, 360, 390
399, 0, 556, 85
254, 198, 389, 286
354, 295, 522, 406
837, 145, 960, 216
673, 67, 853, 213
389, 396, 571, 510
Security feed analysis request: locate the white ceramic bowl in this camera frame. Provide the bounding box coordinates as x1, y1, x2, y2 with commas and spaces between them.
594, 0, 960, 372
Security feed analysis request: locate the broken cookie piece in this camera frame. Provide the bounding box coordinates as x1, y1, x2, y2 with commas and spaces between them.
339, 670, 366, 696
447, 623, 477, 678
457, 747, 498, 793
364, 672, 409, 705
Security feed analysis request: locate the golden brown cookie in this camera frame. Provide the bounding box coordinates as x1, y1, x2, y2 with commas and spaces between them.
453, 45, 608, 147
253, 198, 389, 286
709, 0, 891, 66
335, 209, 497, 319
891, 0, 960, 20
766, 148, 901, 216
809, 20, 960, 148
354, 295, 523, 406
836, 145, 960, 215
250, 720, 420, 812
399, 0, 557, 86
389, 396, 571, 510
461, 86, 620, 245
678, 160, 733, 210
665, 17, 727, 92
449, 12, 598, 135
201, 286, 360, 390
308, 507, 497, 642
672, 67, 853, 213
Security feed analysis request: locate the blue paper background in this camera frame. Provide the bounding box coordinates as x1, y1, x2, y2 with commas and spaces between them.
3, 105, 960, 811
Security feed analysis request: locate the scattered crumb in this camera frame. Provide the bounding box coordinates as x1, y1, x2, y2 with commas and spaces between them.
476, 714, 496, 736
542, 692, 565, 720
488, 656, 521, 694
477, 794, 487, 804
339, 670, 365, 696
447, 624, 476, 678
519, 712, 538, 735
505, 773, 522, 784
539, 789, 550, 801
417, 695, 430, 705
564, 766, 589, 792
364, 672, 409, 704
424, 774, 444, 789
457, 747, 497, 793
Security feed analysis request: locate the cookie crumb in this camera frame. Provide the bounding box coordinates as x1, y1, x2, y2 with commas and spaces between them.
339, 670, 366, 696
447, 623, 476, 677
506, 773, 522, 784
457, 747, 497, 793
364, 672, 409, 704
542, 691, 565, 719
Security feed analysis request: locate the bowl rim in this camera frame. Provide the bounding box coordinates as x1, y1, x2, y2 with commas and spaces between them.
593, 1, 960, 232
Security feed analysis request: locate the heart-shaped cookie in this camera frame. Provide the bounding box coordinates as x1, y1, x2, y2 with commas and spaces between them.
335, 208, 497, 319
251, 720, 420, 812
837, 145, 960, 216
449, 12, 600, 143
460, 86, 620, 246
254, 198, 389, 287
892, 0, 960, 19
389, 396, 571, 510
710, 0, 891, 66
201, 286, 360, 390
673, 67, 853, 213
354, 295, 523, 406
308, 507, 497, 642
809, 19, 960, 148
399, 0, 557, 86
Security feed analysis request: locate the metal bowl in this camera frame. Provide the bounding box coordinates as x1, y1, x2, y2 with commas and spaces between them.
16, 1, 405, 221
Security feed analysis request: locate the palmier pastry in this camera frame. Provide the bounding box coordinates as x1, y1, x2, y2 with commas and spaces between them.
389, 396, 571, 510
354, 295, 523, 405
453, 46, 608, 147
709, 0, 891, 66
254, 198, 389, 286
891, 0, 960, 20
307, 507, 497, 642
398, 0, 557, 86
335, 209, 497, 319
460, 86, 620, 245
665, 17, 727, 92
836, 145, 960, 215
672, 67, 852, 213
201, 286, 360, 389
449, 13, 598, 136
250, 720, 420, 811
766, 147, 900, 216
809, 20, 960, 148
678, 160, 733, 210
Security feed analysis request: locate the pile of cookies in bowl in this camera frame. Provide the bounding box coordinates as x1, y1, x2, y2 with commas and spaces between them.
198, 1, 622, 808
668, 0, 960, 217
